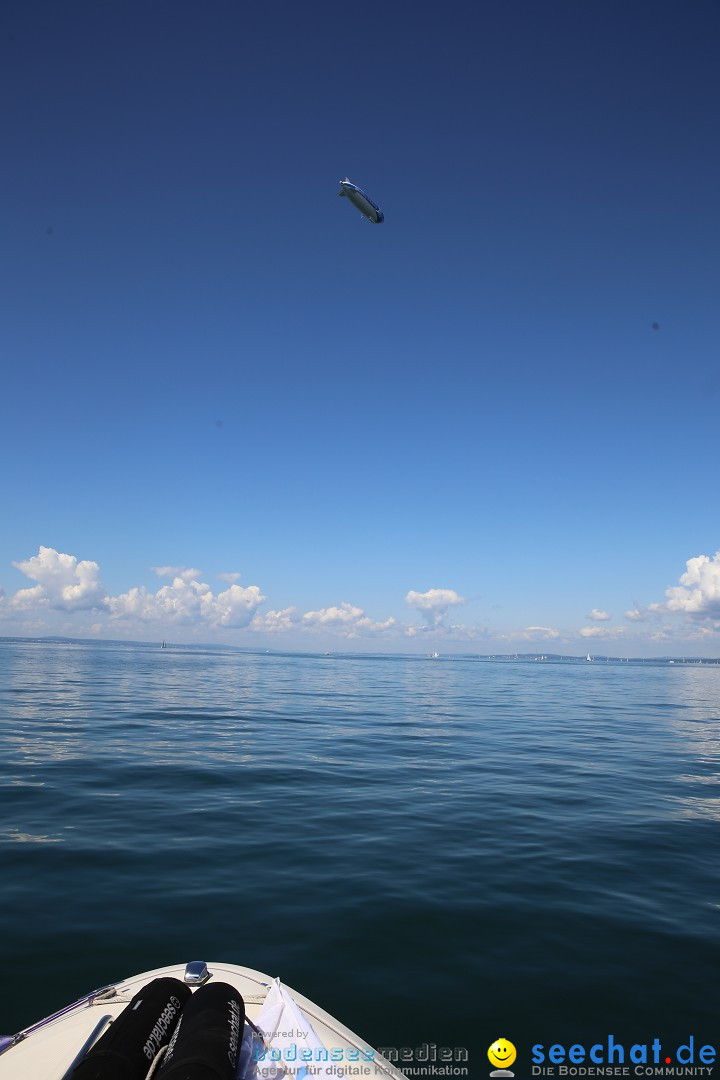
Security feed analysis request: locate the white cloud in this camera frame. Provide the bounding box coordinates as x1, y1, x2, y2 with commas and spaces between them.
579, 626, 625, 639
105, 586, 160, 621
9, 545, 720, 652
405, 588, 465, 625
301, 603, 397, 638
212, 584, 266, 627
510, 626, 561, 641
11, 547, 105, 611
250, 607, 299, 633
646, 622, 717, 644
665, 552, 720, 622
107, 575, 265, 628
303, 603, 364, 626
7, 585, 46, 612
405, 621, 491, 641
7, 549, 405, 640
151, 566, 203, 581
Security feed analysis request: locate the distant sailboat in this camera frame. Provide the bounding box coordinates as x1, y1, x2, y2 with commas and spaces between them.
161, 640, 167, 649
586, 653, 593, 662
430, 651, 440, 659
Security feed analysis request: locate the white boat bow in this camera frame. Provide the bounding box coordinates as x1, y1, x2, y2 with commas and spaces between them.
0, 961, 406, 1080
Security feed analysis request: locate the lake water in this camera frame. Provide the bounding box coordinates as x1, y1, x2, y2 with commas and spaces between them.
1, 640, 718, 1072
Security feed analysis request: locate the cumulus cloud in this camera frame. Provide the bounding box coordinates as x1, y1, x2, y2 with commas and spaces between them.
405, 588, 465, 626
250, 607, 299, 633
5, 549, 406, 640
11, 547, 105, 611
665, 552, 720, 622
19, 547, 720, 650
301, 603, 397, 638
303, 603, 363, 627
211, 584, 266, 626
587, 608, 611, 621
107, 575, 265, 628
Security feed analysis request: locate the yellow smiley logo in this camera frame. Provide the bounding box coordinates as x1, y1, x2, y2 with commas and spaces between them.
488, 1039, 517, 1069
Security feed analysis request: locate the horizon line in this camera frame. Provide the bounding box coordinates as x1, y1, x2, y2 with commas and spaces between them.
1, 634, 718, 664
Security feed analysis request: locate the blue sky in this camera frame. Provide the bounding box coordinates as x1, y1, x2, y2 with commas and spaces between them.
1, 0, 719, 654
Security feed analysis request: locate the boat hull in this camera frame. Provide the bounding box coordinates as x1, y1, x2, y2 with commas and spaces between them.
0, 961, 406, 1080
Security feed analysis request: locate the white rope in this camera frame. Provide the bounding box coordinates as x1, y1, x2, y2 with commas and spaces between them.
143, 1044, 168, 1080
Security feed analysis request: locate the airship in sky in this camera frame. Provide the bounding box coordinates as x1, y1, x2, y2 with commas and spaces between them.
338, 178, 384, 224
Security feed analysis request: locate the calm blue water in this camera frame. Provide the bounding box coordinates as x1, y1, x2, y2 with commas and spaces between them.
1, 640, 718, 1067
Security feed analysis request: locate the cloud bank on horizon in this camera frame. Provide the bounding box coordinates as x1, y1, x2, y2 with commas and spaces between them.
2, 546, 720, 653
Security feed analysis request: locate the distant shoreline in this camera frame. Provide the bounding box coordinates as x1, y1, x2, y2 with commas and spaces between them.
1, 635, 718, 664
